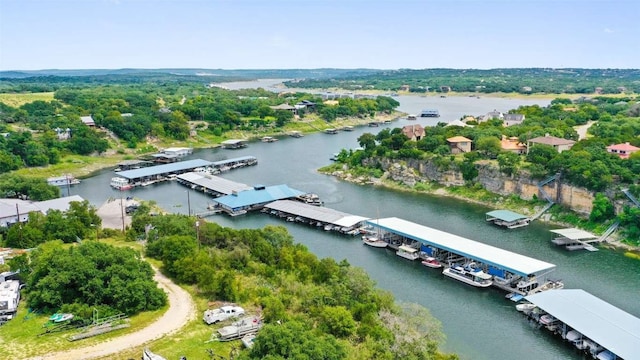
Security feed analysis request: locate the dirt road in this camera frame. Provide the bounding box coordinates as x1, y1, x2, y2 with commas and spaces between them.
27, 269, 196, 360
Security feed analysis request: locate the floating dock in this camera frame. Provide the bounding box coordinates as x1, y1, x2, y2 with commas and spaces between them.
486, 210, 530, 229
524, 289, 640, 360
212, 185, 306, 216
177, 172, 253, 197
221, 139, 248, 149
264, 200, 369, 235
366, 217, 558, 295
550, 228, 599, 251
114, 159, 213, 187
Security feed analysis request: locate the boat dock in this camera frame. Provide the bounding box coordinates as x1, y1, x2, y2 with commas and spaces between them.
550, 228, 599, 251
524, 289, 640, 360
366, 217, 558, 295
221, 139, 248, 149
263, 200, 369, 235
177, 172, 253, 197
211, 185, 307, 216
486, 210, 530, 229
112, 159, 214, 189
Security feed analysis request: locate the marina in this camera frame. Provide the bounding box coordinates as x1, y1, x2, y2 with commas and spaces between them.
176, 172, 253, 197
211, 184, 306, 216
71, 92, 639, 360
111, 159, 214, 190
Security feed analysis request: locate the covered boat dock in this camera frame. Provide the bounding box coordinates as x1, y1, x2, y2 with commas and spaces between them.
221, 139, 248, 149
550, 228, 599, 251
525, 289, 640, 360
264, 200, 369, 235
486, 210, 530, 229
114, 159, 213, 186
367, 217, 557, 294
212, 185, 305, 216
177, 172, 253, 197
210, 156, 257, 173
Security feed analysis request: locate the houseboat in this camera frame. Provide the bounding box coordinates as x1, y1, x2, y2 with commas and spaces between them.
110, 177, 133, 191
396, 245, 420, 260
442, 266, 493, 287
47, 175, 80, 187
407, 114, 417, 120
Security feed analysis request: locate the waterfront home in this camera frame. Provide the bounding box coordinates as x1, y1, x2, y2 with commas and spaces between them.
503, 113, 526, 126
501, 136, 527, 155
527, 134, 575, 154
606, 142, 639, 159
481, 109, 504, 122
270, 103, 297, 114
0, 195, 84, 227
402, 124, 425, 141
447, 136, 472, 154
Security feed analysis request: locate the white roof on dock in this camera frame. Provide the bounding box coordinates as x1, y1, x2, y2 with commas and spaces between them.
266, 200, 369, 227
526, 289, 640, 360
116, 159, 213, 180
177, 172, 252, 195
549, 228, 597, 240
371, 217, 555, 276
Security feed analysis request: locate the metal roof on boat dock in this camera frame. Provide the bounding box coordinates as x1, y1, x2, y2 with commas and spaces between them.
212, 156, 256, 167
549, 228, 597, 240
369, 217, 555, 277
265, 200, 369, 227
214, 185, 305, 210
177, 172, 253, 195
526, 289, 640, 360
115, 159, 213, 180
486, 209, 529, 221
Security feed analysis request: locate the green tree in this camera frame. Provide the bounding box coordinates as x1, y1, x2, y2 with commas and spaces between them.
475, 136, 501, 158
497, 152, 522, 176
319, 305, 357, 338
590, 193, 615, 222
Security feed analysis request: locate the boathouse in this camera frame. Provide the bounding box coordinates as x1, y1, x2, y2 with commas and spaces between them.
177, 172, 253, 197
264, 200, 369, 233
525, 289, 640, 360
212, 185, 305, 216
366, 217, 557, 294
114, 159, 213, 185
485, 210, 530, 229
210, 156, 258, 172
550, 228, 599, 251
221, 139, 247, 149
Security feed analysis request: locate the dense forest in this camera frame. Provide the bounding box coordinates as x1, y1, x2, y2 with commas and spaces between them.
284, 68, 640, 94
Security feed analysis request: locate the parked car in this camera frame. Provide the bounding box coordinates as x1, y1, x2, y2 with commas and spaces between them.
203, 305, 245, 325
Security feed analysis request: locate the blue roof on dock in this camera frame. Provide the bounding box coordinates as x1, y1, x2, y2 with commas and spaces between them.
214, 185, 305, 209
486, 209, 529, 221
526, 289, 640, 360
116, 159, 212, 179
368, 217, 555, 277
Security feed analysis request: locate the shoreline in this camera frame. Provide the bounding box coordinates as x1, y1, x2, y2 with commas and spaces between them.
322, 168, 640, 254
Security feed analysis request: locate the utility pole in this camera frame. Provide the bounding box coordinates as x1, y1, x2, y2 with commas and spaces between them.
187, 190, 192, 216
120, 195, 125, 234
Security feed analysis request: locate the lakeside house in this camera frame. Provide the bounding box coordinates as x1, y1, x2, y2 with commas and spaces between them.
503, 113, 526, 127
606, 142, 640, 159
481, 110, 504, 122
501, 136, 527, 155
447, 136, 472, 154
402, 124, 425, 141
270, 103, 297, 114
527, 134, 575, 154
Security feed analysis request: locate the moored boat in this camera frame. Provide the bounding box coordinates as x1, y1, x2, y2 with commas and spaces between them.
442, 266, 493, 287
396, 245, 420, 260
515, 303, 536, 312
421, 257, 442, 268
362, 235, 388, 248
110, 177, 133, 190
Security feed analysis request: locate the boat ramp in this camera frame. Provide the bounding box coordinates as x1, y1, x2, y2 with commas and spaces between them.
550, 228, 599, 251
485, 209, 530, 229
263, 200, 369, 235
365, 217, 559, 296
523, 289, 640, 360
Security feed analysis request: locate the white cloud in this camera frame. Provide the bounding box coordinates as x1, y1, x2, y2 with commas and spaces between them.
603, 28, 614, 33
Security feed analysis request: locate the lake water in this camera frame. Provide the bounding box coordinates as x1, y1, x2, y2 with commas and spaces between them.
73, 87, 640, 360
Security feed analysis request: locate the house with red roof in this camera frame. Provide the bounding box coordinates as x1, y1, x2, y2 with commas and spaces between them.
606, 142, 640, 159
402, 124, 425, 141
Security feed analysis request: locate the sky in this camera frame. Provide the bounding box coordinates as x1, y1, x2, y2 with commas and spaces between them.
1, 0, 639, 70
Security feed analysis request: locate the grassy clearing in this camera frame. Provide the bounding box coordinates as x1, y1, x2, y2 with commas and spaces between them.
14, 154, 125, 179
0, 92, 55, 107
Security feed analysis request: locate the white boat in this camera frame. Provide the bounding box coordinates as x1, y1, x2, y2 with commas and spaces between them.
442, 266, 493, 287
516, 276, 539, 292
515, 303, 537, 312
596, 350, 615, 360
47, 175, 80, 187
396, 245, 420, 260
421, 257, 442, 268
362, 235, 388, 248
110, 177, 133, 190
539, 314, 557, 326
407, 114, 417, 120
565, 330, 582, 342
